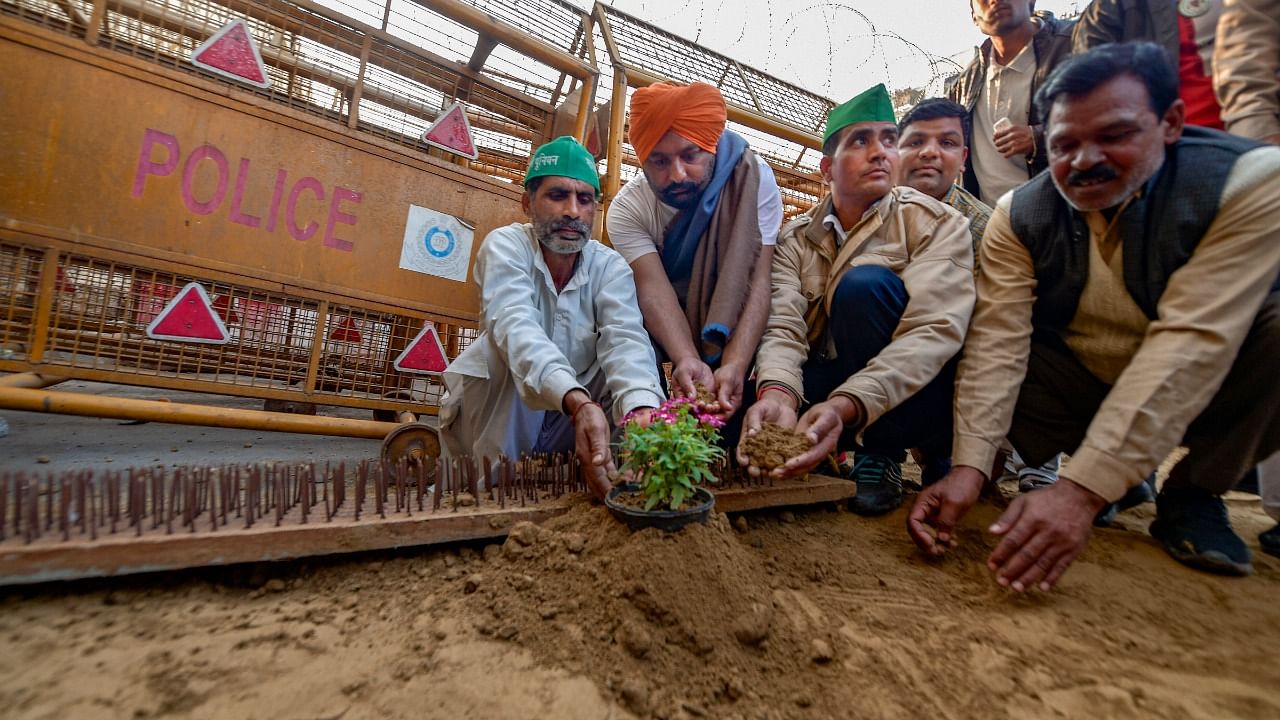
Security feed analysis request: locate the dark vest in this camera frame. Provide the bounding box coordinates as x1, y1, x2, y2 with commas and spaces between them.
1009, 126, 1263, 330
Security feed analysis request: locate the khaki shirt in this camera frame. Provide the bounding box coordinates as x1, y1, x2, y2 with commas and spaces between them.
756, 187, 975, 430
953, 147, 1280, 501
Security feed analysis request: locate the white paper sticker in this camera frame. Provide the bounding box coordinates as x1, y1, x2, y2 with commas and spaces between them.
399, 205, 474, 282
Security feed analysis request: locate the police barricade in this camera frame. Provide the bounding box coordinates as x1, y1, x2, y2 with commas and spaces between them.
0, 0, 600, 447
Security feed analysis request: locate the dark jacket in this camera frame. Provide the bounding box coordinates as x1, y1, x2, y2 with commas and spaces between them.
1007, 126, 1265, 331
1071, 0, 1180, 66
947, 11, 1075, 199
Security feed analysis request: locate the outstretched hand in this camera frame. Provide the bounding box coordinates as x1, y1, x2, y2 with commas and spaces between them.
672, 357, 717, 407
571, 401, 615, 500
986, 478, 1106, 592
771, 399, 851, 479
906, 466, 986, 556
710, 363, 745, 419
736, 392, 799, 477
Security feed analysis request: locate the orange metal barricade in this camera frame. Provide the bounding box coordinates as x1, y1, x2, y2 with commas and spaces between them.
0, 0, 599, 432
0, 0, 832, 441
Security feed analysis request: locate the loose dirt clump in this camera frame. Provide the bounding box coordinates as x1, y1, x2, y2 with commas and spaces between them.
455, 506, 814, 717
740, 422, 811, 471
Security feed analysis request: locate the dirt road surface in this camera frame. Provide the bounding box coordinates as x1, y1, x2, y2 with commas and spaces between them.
1, 383, 1277, 719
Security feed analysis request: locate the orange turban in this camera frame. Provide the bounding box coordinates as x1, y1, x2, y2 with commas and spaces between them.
628, 82, 727, 163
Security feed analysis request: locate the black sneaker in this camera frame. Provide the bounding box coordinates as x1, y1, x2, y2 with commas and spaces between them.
1261, 524, 1280, 558
1117, 473, 1157, 511
1095, 474, 1157, 527
1149, 486, 1253, 576
849, 453, 904, 516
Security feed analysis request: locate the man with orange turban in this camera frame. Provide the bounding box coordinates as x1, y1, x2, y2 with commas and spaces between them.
606, 82, 783, 445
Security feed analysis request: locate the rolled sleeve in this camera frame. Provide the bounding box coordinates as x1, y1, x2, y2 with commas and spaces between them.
754, 227, 811, 401
951, 195, 1038, 476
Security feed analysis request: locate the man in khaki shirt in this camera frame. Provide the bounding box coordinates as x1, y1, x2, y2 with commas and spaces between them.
740, 84, 974, 516
898, 96, 1069, 497
909, 43, 1280, 584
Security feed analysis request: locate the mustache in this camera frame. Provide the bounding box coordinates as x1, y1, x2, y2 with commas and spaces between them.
659, 181, 701, 203
1067, 165, 1118, 186
548, 218, 591, 237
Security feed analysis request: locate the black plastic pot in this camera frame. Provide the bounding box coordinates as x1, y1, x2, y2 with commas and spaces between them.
604, 483, 715, 533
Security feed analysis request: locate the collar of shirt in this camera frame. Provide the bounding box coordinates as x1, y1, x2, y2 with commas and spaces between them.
822, 213, 849, 246
942, 184, 959, 205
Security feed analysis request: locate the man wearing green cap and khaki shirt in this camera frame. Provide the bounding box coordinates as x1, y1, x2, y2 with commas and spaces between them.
439, 137, 664, 499
739, 84, 975, 515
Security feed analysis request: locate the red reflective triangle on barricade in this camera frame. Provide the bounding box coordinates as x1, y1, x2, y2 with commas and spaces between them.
393, 323, 449, 374
422, 102, 479, 159
328, 316, 363, 343
190, 19, 271, 89
146, 282, 231, 344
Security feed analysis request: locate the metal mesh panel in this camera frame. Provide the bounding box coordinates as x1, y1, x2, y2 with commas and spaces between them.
0, 243, 472, 411
597, 4, 834, 134
0, 243, 44, 359
0, 0, 94, 34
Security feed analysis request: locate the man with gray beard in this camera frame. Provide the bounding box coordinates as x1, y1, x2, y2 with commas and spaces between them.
439, 137, 664, 499
909, 43, 1280, 584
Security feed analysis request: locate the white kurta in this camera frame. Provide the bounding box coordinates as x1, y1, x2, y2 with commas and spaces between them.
438, 223, 664, 460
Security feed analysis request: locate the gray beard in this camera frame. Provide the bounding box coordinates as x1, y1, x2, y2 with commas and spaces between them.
538, 235, 587, 255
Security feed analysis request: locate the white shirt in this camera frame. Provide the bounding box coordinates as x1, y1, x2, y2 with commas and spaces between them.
971, 39, 1037, 206
438, 223, 664, 459
605, 154, 783, 263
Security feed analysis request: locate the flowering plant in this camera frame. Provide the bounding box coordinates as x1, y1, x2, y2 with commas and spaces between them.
618, 397, 725, 511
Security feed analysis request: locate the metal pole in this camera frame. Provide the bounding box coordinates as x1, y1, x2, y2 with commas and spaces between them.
0, 387, 397, 439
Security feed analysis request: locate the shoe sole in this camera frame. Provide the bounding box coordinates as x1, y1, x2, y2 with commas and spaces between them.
1151, 519, 1254, 576
1161, 544, 1254, 576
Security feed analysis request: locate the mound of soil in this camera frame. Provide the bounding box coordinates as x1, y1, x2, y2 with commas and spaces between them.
740, 423, 812, 471
453, 506, 802, 718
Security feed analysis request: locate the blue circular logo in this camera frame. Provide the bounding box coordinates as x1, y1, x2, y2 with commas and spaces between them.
424, 226, 455, 258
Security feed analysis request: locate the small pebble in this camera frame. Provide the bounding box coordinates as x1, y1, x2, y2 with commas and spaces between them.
780, 511, 796, 523
811, 638, 833, 663
36, 455, 50, 464
733, 515, 749, 533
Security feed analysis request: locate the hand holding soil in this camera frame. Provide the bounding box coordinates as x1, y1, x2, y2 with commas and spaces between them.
739, 423, 811, 474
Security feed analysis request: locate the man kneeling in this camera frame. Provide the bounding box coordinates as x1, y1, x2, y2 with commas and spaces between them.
739, 84, 975, 515
909, 43, 1280, 584
439, 137, 664, 498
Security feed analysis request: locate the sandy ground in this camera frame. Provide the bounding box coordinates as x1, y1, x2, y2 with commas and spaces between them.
2, 382, 1278, 719
1, 486, 1277, 720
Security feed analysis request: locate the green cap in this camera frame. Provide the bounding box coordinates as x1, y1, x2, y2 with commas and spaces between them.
523, 136, 600, 192
823, 83, 896, 146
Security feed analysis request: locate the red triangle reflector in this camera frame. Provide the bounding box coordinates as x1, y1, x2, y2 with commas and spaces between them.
422, 102, 479, 159
190, 19, 271, 89
328, 316, 363, 343
146, 282, 231, 344
393, 323, 449, 374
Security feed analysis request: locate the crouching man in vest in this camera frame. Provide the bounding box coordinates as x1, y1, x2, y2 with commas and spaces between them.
438, 137, 664, 499
909, 43, 1280, 584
